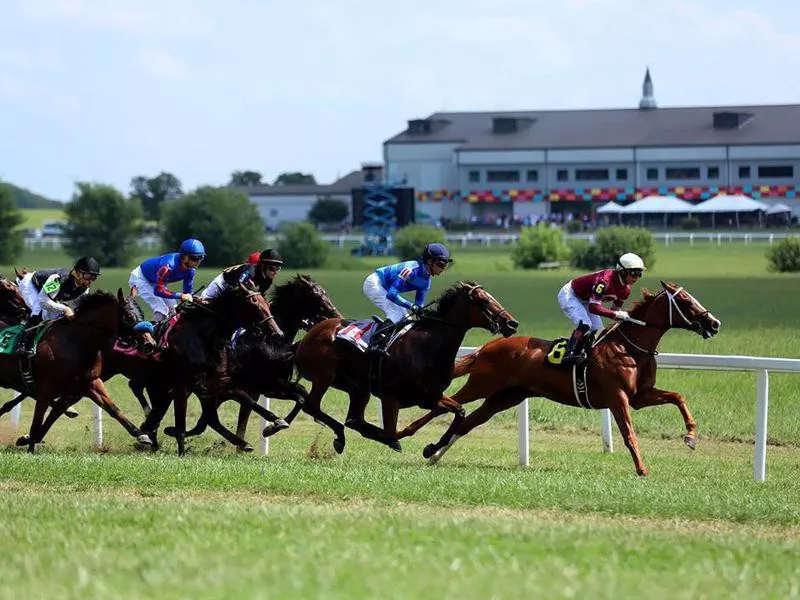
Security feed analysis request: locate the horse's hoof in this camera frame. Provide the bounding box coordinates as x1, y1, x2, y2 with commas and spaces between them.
332, 438, 345, 455
427, 451, 443, 466
422, 443, 436, 459
237, 444, 254, 453
16, 435, 30, 447
64, 408, 79, 419
637, 468, 649, 477
163, 426, 177, 438
684, 435, 696, 450
136, 434, 153, 446
388, 439, 402, 453
262, 419, 289, 438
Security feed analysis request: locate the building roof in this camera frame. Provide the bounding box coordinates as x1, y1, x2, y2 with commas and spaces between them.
693, 194, 769, 213
620, 195, 695, 213
384, 104, 800, 150
233, 169, 374, 197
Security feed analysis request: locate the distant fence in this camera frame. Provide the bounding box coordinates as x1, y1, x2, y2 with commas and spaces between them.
306, 232, 794, 248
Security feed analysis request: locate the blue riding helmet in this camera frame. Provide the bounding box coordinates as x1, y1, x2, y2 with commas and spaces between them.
179, 238, 206, 258
422, 242, 452, 263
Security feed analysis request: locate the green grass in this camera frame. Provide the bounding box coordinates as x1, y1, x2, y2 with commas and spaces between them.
1, 242, 799, 598
17, 208, 67, 230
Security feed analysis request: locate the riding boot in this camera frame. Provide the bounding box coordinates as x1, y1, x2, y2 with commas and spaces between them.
563, 322, 590, 365
367, 328, 391, 358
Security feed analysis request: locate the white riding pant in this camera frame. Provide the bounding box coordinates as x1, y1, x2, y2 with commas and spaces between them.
557, 282, 603, 331
129, 266, 177, 321
199, 273, 225, 301
362, 272, 408, 323
18, 273, 68, 320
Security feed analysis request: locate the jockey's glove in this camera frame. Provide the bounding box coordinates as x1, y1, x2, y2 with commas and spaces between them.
613, 310, 630, 321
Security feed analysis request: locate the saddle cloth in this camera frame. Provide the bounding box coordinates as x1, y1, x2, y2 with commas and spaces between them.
336, 319, 378, 351
544, 337, 592, 409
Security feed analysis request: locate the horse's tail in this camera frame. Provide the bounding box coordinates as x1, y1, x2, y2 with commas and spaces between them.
453, 349, 480, 378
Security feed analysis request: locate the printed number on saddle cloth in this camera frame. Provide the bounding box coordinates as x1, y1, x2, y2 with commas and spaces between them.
546, 339, 568, 365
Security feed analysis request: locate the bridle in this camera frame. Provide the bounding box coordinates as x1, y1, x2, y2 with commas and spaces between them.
462, 283, 511, 335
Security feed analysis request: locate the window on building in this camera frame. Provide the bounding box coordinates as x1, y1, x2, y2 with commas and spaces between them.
486, 170, 520, 183
575, 168, 609, 181
615, 168, 628, 181
526, 169, 539, 182
738, 166, 751, 178
707, 167, 720, 179
556, 169, 569, 182
665, 167, 701, 180
758, 165, 794, 178
646, 167, 658, 181
468, 170, 480, 183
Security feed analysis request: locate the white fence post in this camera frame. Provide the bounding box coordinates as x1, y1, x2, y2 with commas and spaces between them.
260, 395, 270, 456
754, 369, 769, 482
601, 409, 614, 452
517, 399, 529, 466
10, 391, 22, 428
93, 403, 103, 448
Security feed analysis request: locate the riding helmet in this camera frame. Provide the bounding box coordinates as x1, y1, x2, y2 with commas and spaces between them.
74, 256, 101, 276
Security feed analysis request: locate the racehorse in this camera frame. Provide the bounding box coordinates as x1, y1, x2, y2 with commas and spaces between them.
0, 289, 154, 452
0, 274, 29, 325
291, 281, 519, 455
137, 283, 283, 455
397, 281, 721, 476
180, 274, 342, 449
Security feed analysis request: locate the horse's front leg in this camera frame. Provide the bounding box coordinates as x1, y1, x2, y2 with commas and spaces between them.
630, 386, 697, 449
85, 379, 152, 447
342, 388, 400, 451
608, 392, 648, 476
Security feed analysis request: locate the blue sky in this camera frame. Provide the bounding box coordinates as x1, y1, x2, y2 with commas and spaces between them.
2, 0, 800, 201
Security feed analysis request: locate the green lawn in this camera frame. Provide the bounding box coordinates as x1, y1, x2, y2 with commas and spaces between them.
17, 208, 67, 229
0, 241, 798, 599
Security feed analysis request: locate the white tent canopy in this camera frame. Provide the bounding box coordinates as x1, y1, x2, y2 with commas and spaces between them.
766, 202, 792, 215
692, 194, 769, 213
596, 201, 624, 213
619, 195, 695, 213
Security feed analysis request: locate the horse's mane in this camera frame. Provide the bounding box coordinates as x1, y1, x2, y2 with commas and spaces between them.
228, 330, 294, 372
74, 290, 117, 315
269, 274, 310, 309
628, 287, 660, 317
428, 281, 479, 318
183, 285, 244, 322
126, 296, 146, 322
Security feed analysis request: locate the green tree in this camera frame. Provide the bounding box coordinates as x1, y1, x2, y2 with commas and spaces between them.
161, 186, 264, 268
511, 223, 570, 269
0, 183, 24, 264
569, 226, 656, 270
308, 196, 349, 225
229, 170, 264, 186
273, 172, 316, 186
393, 224, 447, 260
63, 182, 143, 267
130, 172, 183, 221
276, 222, 328, 268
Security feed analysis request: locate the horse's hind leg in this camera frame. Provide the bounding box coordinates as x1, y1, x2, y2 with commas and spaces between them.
427, 387, 528, 465
23, 396, 49, 453
198, 395, 254, 452
86, 379, 152, 447
0, 392, 26, 417
128, 378, 151, 417
343, 389, 400, 451
630, 386, 697, 449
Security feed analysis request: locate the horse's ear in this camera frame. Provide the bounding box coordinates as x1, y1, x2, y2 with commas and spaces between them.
13, 267, 22, 280
117, 288, 125, 303
659, 280, 669, 290
130, 285, 138, 298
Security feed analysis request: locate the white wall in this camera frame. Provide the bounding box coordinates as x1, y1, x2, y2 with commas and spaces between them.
250, 193, 350, 230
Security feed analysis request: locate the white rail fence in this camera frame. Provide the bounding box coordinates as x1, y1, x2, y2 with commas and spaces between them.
8, 351, 799, 481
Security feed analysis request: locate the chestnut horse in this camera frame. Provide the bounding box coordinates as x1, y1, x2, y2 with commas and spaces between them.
0, 289, 154, 452
398, 281, 721, 476
291, 281, 519, 455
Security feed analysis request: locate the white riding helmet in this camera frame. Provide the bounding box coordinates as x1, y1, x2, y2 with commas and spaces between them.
616, 253, 647, 272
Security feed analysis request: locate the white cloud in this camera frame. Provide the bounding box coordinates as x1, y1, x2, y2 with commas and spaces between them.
17, 0, 214, 37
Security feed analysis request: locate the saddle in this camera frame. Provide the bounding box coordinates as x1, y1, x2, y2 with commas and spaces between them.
0, 321, 53, 393
335, 317, 411, 354
544, 336, 593, 409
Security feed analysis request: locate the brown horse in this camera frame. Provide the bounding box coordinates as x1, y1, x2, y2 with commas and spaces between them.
397, 281, 721, 476
0, 289, 153, 452
292, 281, 519, 454
0, 274, 29, 325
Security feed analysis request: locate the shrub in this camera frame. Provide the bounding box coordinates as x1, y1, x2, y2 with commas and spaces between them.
569, 226, 656, 271
681, 217, 700, 230
393, 224, 446, 260
511, 223, 570, 269
565, 220, 583, 233
277, 222, 329, 268
767, 236, 800, 273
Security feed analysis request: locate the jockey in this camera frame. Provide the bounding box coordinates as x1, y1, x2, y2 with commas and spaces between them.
18, 256, 101, 327
199, 248, 283, 301
363, 242, 452, 356
128, 238, 205, 324
557, 252, 647, 365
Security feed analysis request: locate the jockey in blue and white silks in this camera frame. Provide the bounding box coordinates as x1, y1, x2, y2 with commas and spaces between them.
362, 243, 453, 323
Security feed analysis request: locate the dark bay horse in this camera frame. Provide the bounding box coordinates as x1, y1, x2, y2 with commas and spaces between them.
292, 281, 519, 455
398, 281, 721, 476
0, 289, 154, 452
179, 274, 342, 449
137, 283, 284, 454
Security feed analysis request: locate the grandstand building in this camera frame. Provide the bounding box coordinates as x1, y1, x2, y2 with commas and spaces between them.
383, 69, 800, 224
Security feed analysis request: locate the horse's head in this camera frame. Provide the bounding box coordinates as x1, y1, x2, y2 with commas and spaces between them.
434, 281, 519, 337
117, 287, 157, 350
652, 281, 721, 339
0, 275, 30, 323
216, 283, 284, 338
271, 274, 341, 331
